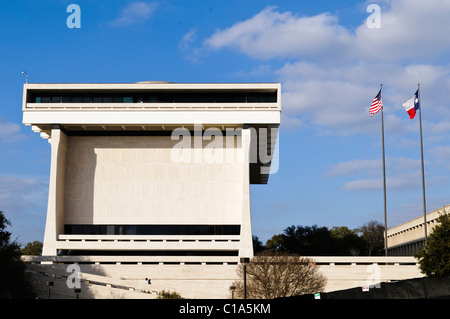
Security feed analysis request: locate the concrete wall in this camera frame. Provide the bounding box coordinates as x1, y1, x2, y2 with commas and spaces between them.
23, 256, 424, 299
42, 129, 254, 259
24, 256, 241, 299
311, 256, 424, 293
64, 135, 244, 225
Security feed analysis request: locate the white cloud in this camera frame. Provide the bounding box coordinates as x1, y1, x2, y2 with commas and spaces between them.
326, 159, 381, 178
0, 175, 48, 244
110, 2, 157, 27
185, 1, 450, 225
432, 145, 450, 159
0, 118, 25, 142
277, 60, 450, 135
327, 156, 427, 192
280, 114, 305, 131
431, 145, 450, 170
0, 175, 48, 213
179, 28, 197, 50
390, 157, 422, 171
354, 0, 450, 62
178, 28, 204, 63
204, 6, 353, 61
343, 171, 421, 191
343, 170, 446, 192
326, 157, 422, 178
198, 2, 450, 135
203, 1, 450, 63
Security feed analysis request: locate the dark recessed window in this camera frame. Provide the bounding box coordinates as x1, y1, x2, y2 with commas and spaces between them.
59, 250, 239, 256
215, 93, 246, 103
64, 224, 241, 235
30, 91, 277, 104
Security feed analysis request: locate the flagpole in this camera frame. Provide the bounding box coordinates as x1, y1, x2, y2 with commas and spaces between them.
380, 83, 388, 257
418, 83, 428, 246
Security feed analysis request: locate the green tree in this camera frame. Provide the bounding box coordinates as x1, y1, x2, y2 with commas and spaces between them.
358, 220, 385, 256
21, 241, 43, 256
252, 235, 265, 254
265, 234, 284, 252
157, 289, 183, 299
330, 226, 366, 256
266, 224, 373, 256
264, 221, 390, 256
0, 211, 35, 298
279, 225, 334, 256
415, 212, 450, 277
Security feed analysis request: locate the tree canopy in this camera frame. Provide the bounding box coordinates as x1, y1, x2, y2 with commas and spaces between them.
21, 241, 43, 256
263, 221, 384, 256
0, 211, 35, 298
415, 212, 450, 277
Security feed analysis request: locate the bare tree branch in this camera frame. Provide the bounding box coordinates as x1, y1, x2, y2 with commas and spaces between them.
230, 251, 327, 299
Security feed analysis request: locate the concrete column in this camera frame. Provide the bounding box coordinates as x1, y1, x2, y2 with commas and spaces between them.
239, 128, 253, 259
42, 128, 68, 256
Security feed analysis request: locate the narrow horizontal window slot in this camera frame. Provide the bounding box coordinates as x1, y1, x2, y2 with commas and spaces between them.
64, 224, 241, 236
30, 91, 277, 104
59, 250, 239, 256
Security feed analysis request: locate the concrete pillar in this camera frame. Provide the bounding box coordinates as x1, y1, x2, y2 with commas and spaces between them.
42, 128, 68, 256
239, 128, 253, 259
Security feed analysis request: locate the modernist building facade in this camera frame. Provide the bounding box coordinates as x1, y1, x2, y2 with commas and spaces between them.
386, 204, 449, 256
22, 82, 280, 298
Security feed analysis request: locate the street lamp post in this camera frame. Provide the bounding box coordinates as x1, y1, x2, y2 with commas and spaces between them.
46, 281, 54, 299
74, 288, 81, 299
229, 285, 236, 299
240, 257, 250, 299
21, 71, 28, 84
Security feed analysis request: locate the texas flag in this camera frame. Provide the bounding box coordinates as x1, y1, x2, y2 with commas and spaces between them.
402, 90, 419, 119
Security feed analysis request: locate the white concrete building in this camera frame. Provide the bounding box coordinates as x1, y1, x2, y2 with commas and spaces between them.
386, 204, 449, 256
22, 82, 280, 298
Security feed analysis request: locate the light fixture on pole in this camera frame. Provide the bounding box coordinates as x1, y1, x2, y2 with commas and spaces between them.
240, 257, 250, 299
46, 281, 54, 299
229, 285, 236, 299
21, 71, 28, 84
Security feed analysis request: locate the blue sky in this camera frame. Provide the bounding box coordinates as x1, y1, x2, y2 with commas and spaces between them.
1, 0, 450, 245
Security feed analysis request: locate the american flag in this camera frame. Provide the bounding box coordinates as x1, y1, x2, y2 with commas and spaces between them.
369, 89, 383, 117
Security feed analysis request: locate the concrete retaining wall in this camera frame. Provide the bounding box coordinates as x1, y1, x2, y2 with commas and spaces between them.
23, 255, 424, 299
